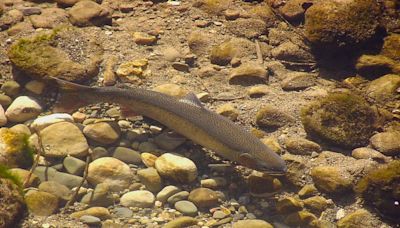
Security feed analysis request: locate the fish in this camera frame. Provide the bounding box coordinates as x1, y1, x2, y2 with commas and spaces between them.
51, 77, 287, 174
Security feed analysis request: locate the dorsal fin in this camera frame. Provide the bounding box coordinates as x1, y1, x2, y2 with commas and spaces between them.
179, 92, 204, 108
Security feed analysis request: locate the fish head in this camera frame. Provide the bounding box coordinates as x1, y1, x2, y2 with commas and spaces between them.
238, 149, 287, 175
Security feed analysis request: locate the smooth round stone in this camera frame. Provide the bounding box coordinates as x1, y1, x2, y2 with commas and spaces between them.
155, 153, 198, 183
5, 96, 42, 122
120, 190, 155, 208
163, 216, 198, 228
63, 156, 86, 175
141, 152, 158, 168
188, 188, 219, 208
200, 177, 227, 189
370, 131, 400, 156
80, 183, 114, 207
156, 185, 181, 203
31, 113, 73, 131
1, 80, 20, 96
137, 167, 163, 192
113, 207, 133, 218
9, 168, 40, 187
310, 166, 353, 193
91, 147, 109, 160
0, 94, 12, 106
232, 219, 273, 228
112, 147, 142, 164
351, 147, 388, 161
138, 141, 158, 152
87, 157, 133, 191
167, 191, 190, 205
174, 200, 198, 216
83, 122, 121, 145
80, 215, 101, 225
10, 124, 31, 135
38, 181, 72, 203
70, 207, 111, 220
40, 122, 89, 158
25, 190, 59, 216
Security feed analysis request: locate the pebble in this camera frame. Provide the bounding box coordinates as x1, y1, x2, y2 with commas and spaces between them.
172, 62, 190, 72
255, 105, 295, 128
138, 167, 163, 192
163, 216, 198, 228
120, 190, 155, 208
351, 147, 388, 161
229, 63, 268, 85
336, 209, 346, 220
112, 147, 142, 164
5, 96, 42, 122
133, 32, 157, 45
33, 166, 83, 189
31, 113, 74, 131
232, 219, 273, 228
188, 188, 220, 208
72, 112, 86, 123
200, 177, 227, 189
113, 207, 133, 218
284, 210, 317, 226
10, 124, 31, 135
83, 121, 121, 145
25, 80, 46, 94
38, 181, 72, 203
303, 196, 329, 214
40, 122, 89, 158
174, 200, 198, 216
167, 191, 190, 205
370, 131, 400, 156
138, 141, 158, 152
298, 184, 318, 198
81, 183, 114, 207
0, 105, 6, 126
156, 185, 181, 203
155, 153, 198, 183
141, 152, 158, 167
153, 131, 186, 151
70, 207, 111, 220
153, 84, 188, 98
25, 190, 59, 216
247, 85, 272, 98
224, 9, 240, 20
280, 72, 317, 91
87, 157, 133, 191
80, 215, 101, 225
68, 0, 111, 27
1, 80, 20, 96
284, 137, 321, 155
0, 94, 12, 106
103, 56, 117, 86
91, 147, 109, 160
63, 156, 86, 176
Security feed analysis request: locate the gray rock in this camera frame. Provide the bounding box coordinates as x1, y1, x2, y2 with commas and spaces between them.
174, 200, 198, 216
38, 181, 72, 203
34, 166, 84, 189
137, 167, 163, 192
153, 131, 186, 151
138, 141, 158, 152
281, 72, 317, 91
113, 207, 133, 218
120, 190, 155, 208
167, 191, 189, 205
156, 185, 181, 203
63, 156, 86, 176
91, 147, 109, 160
80, 215, 101, 225
81, 183, 114, 207
112, 147, 142, 164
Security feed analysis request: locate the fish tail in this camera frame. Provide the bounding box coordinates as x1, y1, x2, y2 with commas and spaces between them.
51, 77, 94, 113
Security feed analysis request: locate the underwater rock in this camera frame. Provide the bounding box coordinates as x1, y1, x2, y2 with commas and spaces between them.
280, 72, 317, 91
138, 167, 163, 193
81, 183, 114, 207
25, 190, 59, 216
280, 0, 312, 22
356, 55, 397, 78
68, 0, 111, 27
381, 33, 400, 61
337, 209, 379, 228
248, 171, 282, 194
0, 177, 25, 228
226, 18, 267, 39
8, 28, 103, 82
256, 105, 295, 128
163, 216, 198, 228
1, 80, 20, 97
301, 92, 378, 148
0, 128, 33, 168
284, 137, 321, 155
38, 181, 72, 204
193, 0, 232, 15
120, 190, 155, 208
276, 196, 304, 214
9, 168, 39, 187
232, 219, 273, 228
304, 0, 380, 49
30, 8, 69, 29
5, 96, 42, 122
155, 153, 198, 183
70, 207, 111, 220
188, 188, 220, 208
354, 160, 400, 222
83, 121, 121, 145
153, 84, 188, 98
216, 103, 239, 121
210, 41, 237, 66
284, 210, 318, 226
369, 131, 400, 156
303, 196, 329, 214
366, 74, 400, 103
133, 32, 157, 45
156, 185, 181, 203
174, 200, 198, 216
112, 147, 142, 165
311, 166, 353, 193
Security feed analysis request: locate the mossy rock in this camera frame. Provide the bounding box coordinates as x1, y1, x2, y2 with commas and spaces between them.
0, 128, 34, 168
301, 92, 378, 148
8, 27, 103, 82
355, 55, 397, 78
0, 177, 25, 228
193, 0, 232, 15
210, 41, 237, 66
381, 33, 400, 61
354, 160, 400, 222
366, 74, 400, 104
304, 0, 380, 49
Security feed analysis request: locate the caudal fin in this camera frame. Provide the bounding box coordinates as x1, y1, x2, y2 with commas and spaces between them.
51, 77, 93, 113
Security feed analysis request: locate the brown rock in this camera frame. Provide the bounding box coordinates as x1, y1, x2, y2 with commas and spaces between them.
188, 188, 219, 208
310, 166, 353, 193
226, 18, 266, 38
133, 32, 157, 45
370, 131, 400, 156
229, 62, 268, 85
30, 8, 69, 29
69, 0, 112, 27
25, 190, 59, 216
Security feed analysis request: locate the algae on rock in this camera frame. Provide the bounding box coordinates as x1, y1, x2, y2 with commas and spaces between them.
8, 27, 103, 82
0, 128, 34, 168
301, 92, 378, 148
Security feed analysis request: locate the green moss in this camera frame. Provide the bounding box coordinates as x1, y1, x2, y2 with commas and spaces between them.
0, 164, 22, 188
1, 128, 34, 168
354, 160, 400, 221
301, 92, 378, 148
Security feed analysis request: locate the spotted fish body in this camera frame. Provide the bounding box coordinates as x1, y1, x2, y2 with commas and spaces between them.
54, 78, 287, 174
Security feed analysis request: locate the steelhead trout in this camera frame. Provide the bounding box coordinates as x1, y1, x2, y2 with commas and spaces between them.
52, 78, 287, 174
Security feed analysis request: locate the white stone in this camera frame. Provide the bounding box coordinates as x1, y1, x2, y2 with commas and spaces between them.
5, 96, 42, 122
87, 157, 133, 191
155, 153, 198, 183
31, 113, 74, 131
120, 190, 155, 208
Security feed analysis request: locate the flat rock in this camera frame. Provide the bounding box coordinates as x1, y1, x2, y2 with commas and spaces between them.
155, 153, 198, 183
188, 187, 219, 208
351, 147, 388, 161
120, 190, 155, 208
81, 183, 114, 207
34, 166, 84, 189
133, 32, 157, 45
83, 122, 121, 145
164, 216, 198, 228
226, 18, 266, 38
29, 8, 69, 29
174, 200, 198, 216
370, 131, 400, 156
256, 105, 295, 128
167, 191, 190, 204
63, 156, 86, 175
31, 113, 73, 131
156, 185, 181, 203
310, 166, 353, 193
281, 72, 317, 91
137, 167, 163, 192
153, 84, 188, 98
80, 215, 101, 225
68, 0, 111, 27
232, 219, 273, 228
40, 122, 89, 158
70, 207, 111, 220
24, 80, 46, 95
5, 96, 42, 122
229, 63, 268, 85
38, 181, 72, 203
112, 147, 142, 164
25, 190, 59, 216
284, 137, 321, 155
87, 157, 133, 191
